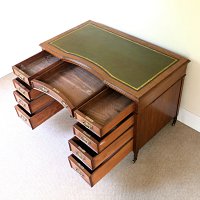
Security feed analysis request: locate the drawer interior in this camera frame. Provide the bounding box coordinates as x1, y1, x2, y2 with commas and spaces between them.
71, 153, 93, 173
77, 88, 133, 126
76, 113, 134, 142
13, 90, 55, 114
70, 125, 134, 170
14, 51, 60, 76
17, 104, 41, 118
34, 62, 105, 108
75, 123, 101, 141
13, 78, 43, 100
69, 138, 133, 187
71, 137, 97, 157
15, 101, 63, 129
13, 78, 32, 90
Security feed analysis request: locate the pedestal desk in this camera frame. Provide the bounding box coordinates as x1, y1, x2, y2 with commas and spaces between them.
12, 20, 190, 187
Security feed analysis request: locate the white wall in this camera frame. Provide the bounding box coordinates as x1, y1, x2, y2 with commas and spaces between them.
1, 0, 200, 130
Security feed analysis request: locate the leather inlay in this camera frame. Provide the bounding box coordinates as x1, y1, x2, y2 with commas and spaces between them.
50, 24, 177, 90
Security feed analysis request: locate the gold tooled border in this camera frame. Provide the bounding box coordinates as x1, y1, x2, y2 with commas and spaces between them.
49, 23, 178, 91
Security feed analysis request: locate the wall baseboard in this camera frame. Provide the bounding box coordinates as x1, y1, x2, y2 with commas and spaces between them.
178, 108, 200, 133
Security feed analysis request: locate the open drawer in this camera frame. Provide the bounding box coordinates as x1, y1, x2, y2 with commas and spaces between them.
74, 88, 135, 137
13, 91, 55, 114
12, 51, 61, 85
13, 78, 42, 100
69, 126, 134, 170
73, 114, 134, 153
68, 139, 133, 187
31, 62, 105, 115
15, 101, 63, 129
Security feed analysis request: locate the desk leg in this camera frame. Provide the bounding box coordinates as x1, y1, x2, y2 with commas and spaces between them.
133, 124, 139, 163
172, 116, 177, 126
133, 149, 138, 163
171, 77, 185, 126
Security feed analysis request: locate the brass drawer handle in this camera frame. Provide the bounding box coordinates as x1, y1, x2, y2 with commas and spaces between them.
77, 163, 84, 170
78, 146, 86, 153
82, 121, 93, 130
75, 151, 85, 161
75, 168, 84, 178
18, 99, 26, 107
19, 114, 27, 122
39, 86, 49, 93
83, 131, 91, 138
18, 74, 25, 81
80, 136, 91, 145
61, 101, 68, 108
18, 87, 26, 95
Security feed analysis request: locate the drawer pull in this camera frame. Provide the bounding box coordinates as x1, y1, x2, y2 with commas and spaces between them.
75, 151, 85, 161
18, 99, 26, 107
18, 74, 25, 81
78, 146, 86, 153
19, 114, 27, 122
82, 121, 93, 130
83, 131, 91, 138
75, 168, 84, 177
61, 101, 68, 108
80, 136, 91, 145
39, 86, 49, 94
18, 87, 26, 95
77, 163, 84, 170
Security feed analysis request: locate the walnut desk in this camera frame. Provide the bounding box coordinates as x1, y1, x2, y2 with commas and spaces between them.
12, 21, 190, 187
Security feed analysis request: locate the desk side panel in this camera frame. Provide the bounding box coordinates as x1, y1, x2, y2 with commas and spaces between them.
137, 64, 187, 112
136, 79, 182, 149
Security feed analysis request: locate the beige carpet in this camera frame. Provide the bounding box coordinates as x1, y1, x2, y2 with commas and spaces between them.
0, 73, 200, 200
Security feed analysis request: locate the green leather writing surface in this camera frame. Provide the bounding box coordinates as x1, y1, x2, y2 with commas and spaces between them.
50, 24, 177, 90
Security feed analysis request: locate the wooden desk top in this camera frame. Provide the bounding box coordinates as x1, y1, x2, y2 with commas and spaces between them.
40, 21, 189, 101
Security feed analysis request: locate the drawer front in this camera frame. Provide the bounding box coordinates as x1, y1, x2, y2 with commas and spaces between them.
75, 102, 134, 137
74, 111, 101, 135
15, 105, 31, 127
13, 78, 42, 100
68, 139, 133, 187
15, 101, 63, 129
69, 137, 93, 168
98, 115, 134, 152
74, 88, 135, 137
13, 91, 30, 112
68, 155, 91, 185
12, 51, 60, 85
13, 68, 29, 86
92, 126, 133, 169
69, 126, 134, 170
13, 91, 54, 114
73, 115, 134, 153
32, 81, 72, 112
73, 124, 99, 153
